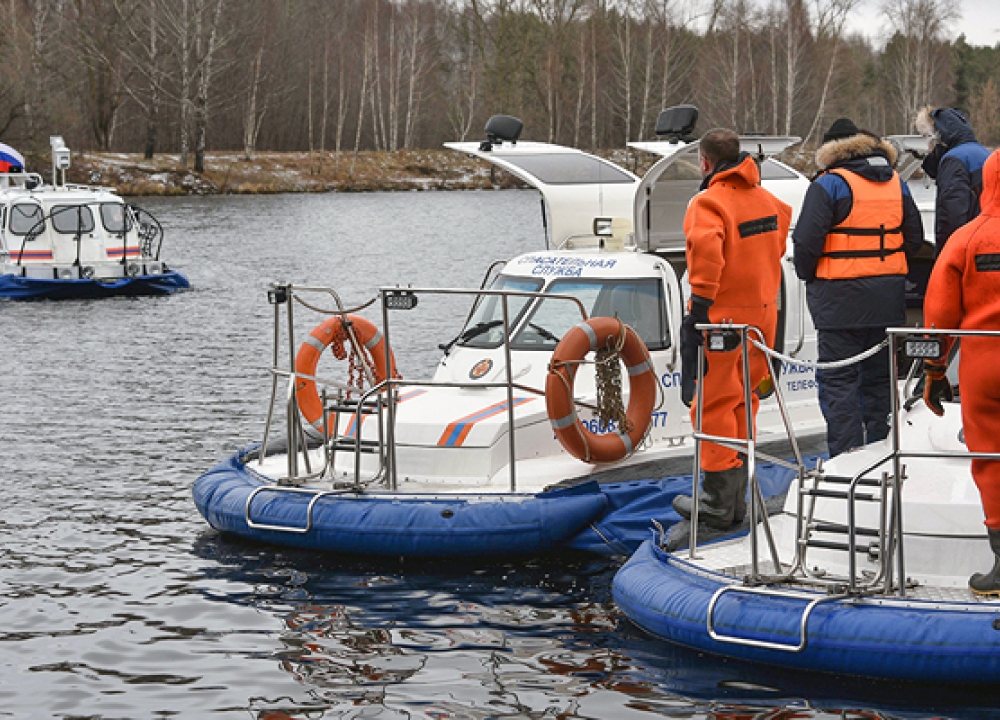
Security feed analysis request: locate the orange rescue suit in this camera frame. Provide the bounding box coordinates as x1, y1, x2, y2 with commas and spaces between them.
684, 155, 792, 472
924, 149, 1000, 530
816, 169, 908, 280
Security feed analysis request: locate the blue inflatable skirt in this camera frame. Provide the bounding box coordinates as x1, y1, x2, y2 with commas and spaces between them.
614, 540, 1000, 684
193, 450, 609, 558
0, 270, 189, 300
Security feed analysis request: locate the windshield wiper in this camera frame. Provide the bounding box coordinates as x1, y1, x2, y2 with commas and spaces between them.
528, 322, 561, 343
439, 320, 505, 354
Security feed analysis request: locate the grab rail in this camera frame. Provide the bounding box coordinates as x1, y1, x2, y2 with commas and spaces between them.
260, 282, 588, 494
706, 584, 847, 652
245, 484, 357, 533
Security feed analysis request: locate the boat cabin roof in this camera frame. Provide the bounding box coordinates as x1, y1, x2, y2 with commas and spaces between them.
447, 134, 811, 256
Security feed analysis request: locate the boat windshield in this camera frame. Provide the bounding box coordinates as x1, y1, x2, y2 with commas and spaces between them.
457, 275, 544, 349
495, 154, 634, 185
100, 203, 127, 233
9, 203, 43, 235
51, 205, 96, 234
512, 277, 669, 351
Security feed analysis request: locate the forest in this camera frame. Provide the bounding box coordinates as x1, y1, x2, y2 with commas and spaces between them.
2, 0, 997, 174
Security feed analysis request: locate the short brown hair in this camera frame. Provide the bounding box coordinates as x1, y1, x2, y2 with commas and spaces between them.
700, 128, 740, 166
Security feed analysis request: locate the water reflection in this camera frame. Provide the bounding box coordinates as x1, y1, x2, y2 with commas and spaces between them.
192, 531, 1000, 720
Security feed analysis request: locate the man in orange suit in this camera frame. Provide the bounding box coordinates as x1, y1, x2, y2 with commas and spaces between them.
673, 128, 792, 529
923, 149, 1000, 596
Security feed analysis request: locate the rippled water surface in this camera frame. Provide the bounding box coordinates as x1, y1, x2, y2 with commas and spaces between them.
2, 191, 998, 719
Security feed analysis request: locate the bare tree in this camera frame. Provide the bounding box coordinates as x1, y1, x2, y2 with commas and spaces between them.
881, 0, 959, 131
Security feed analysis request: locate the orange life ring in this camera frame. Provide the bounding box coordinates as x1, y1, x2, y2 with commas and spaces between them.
294, 314, 398, 435
545, 317, 657, 463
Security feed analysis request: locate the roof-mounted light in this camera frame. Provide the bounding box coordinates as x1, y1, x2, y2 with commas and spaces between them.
655, 105, 698, 144
480, 115, 523, 152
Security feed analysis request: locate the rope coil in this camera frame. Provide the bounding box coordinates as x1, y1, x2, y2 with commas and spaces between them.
594, 322, 632, 434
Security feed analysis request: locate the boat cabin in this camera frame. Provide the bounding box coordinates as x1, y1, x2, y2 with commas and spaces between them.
0, 137, 169, 283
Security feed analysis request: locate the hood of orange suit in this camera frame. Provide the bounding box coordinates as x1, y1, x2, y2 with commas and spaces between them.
707, 152, 760, 190
983, 149, 1000, 215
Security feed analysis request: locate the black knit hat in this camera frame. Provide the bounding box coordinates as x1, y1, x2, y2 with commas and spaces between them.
823, 118, 859, 144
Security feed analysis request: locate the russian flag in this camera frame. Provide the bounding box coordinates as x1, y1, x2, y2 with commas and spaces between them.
0, 142, 25, 172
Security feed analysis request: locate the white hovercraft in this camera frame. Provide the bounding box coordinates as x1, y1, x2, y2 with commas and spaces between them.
193, 107, 837, 558
0, 136, 188, 300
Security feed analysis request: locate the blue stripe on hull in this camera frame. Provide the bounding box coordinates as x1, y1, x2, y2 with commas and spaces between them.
613, 540, 1000, 685
0, 270, 190, 300
192, 450, 608, 558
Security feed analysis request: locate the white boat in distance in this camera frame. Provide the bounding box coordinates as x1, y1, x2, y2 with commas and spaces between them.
0, 136, 188, 299
193, 108, 898, 558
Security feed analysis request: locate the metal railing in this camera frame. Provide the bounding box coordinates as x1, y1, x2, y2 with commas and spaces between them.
687, 323, 805, 580
686, 324, 1000, 635
256, 281, 589, 498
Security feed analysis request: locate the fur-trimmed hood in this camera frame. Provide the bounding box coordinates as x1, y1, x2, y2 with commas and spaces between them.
815, 133, 898, 171
916, 106, 978, 150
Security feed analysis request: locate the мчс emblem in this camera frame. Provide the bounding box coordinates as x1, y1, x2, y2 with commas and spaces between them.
469, 358, 493, 379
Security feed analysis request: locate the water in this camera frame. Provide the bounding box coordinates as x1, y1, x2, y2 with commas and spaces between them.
2, 190, 998, 718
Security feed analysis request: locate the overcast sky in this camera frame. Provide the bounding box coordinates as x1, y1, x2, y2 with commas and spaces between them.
846, 0, 1000, 47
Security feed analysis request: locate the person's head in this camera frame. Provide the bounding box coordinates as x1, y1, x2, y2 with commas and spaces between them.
822, 118, 859, 145
698, 128, 740, 177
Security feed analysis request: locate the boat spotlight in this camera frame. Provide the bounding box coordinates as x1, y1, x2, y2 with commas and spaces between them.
707, 328, 742, 353
127, 262, 141, 277
480, 115, 523, 152
655, 105, 699, 143
56, 267, 75, 280
145, 261, 162, 275
593, 218, 613, 237
903, 335, 945, 360
80, 265, 95, 279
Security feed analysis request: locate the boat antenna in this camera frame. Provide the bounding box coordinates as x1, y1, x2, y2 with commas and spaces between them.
50, 136, 71, 187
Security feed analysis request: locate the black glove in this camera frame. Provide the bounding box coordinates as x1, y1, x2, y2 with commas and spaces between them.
923, 364, 953, 416
680, 295, 713, 407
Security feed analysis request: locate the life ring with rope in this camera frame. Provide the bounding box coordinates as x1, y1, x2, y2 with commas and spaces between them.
294, 314, 398, 436
545, 316, 657, 463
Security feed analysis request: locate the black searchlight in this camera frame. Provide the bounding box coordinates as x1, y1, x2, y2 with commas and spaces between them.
480, 115, 523, 151
655, 105, 699, 143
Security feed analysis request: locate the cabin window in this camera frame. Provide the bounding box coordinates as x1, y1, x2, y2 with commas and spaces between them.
100, 203, 127, 234
512, 278, 669, 351
50, 205, 95, 234
496, 154, 634, 185
760, 159, 799, 180
457, 275, 544, 349
9, 203, 46, 235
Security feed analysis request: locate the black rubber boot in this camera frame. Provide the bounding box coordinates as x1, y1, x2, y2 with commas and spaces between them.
969, 530, 1000, 597
672, 466, 744, 530
733, 471, 748, 525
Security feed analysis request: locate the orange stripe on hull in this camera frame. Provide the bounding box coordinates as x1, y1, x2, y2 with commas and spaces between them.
437, 397, 534, 447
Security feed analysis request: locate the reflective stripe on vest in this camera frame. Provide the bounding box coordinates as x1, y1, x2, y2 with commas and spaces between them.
815, 168, 908, 280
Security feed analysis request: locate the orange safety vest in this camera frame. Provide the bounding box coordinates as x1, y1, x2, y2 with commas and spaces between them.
815, 169, 908, 280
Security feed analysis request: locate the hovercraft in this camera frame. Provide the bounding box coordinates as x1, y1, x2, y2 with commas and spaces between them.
193, 110, 831, 558
614, 326, 1000, 684
0, 137, 188, 300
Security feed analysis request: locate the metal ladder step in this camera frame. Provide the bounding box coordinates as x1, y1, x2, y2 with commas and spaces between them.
330, 438, 381, 454
800, 488, 878, 501
811, 522, 881, 537
805, 539, 878, 554
325, 402, 380, 415
815, 475, 885, 487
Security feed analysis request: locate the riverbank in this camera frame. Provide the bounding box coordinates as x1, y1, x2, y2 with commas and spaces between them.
57, 148, 658, 196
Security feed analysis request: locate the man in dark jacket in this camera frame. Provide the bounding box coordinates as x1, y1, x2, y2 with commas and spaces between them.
793, 119, 924, 457
916, 106, 990, 256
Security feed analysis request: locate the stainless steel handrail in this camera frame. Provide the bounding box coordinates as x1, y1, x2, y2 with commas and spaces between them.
261, 282, 590, 494
707, 584, 847, 652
